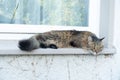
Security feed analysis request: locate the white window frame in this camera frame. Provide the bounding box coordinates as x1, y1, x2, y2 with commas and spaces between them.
0, 0, 116, 55
99, 0, 115, 48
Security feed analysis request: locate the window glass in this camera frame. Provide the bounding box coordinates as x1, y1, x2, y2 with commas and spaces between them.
0, 0, 89, 26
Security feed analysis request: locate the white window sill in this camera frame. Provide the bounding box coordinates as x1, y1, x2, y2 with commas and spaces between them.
0, 40, 116, 55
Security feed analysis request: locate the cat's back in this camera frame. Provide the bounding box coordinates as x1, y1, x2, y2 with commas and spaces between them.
45, 30, 94, 38
32, 30, 95, 43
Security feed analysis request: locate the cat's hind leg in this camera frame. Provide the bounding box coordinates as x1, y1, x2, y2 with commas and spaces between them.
48, 44, 58, 49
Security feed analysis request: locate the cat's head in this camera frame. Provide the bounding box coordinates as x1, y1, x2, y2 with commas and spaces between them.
88, 36, 104, 54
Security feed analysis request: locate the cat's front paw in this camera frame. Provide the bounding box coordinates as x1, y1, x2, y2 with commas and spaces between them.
92, 52, 97, 55
48, 44, 58, 49
90, 51, 101, 56
88, 50, 98, 55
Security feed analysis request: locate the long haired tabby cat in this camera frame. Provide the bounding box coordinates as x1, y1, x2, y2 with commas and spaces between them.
18, 30, 104, 55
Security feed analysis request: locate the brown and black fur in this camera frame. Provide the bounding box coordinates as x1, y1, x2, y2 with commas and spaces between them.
18, 30, 104, 54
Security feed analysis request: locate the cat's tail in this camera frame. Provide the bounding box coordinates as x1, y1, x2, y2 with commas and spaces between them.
18, 36, 40, 51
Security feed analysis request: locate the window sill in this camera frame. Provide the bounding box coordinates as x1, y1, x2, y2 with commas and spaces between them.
0, 40, 116, 56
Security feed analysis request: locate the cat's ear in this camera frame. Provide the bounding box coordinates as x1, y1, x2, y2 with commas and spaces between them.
99, 37, 105, 41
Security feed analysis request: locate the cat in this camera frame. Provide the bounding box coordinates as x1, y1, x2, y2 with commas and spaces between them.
18, 30, 104, 55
